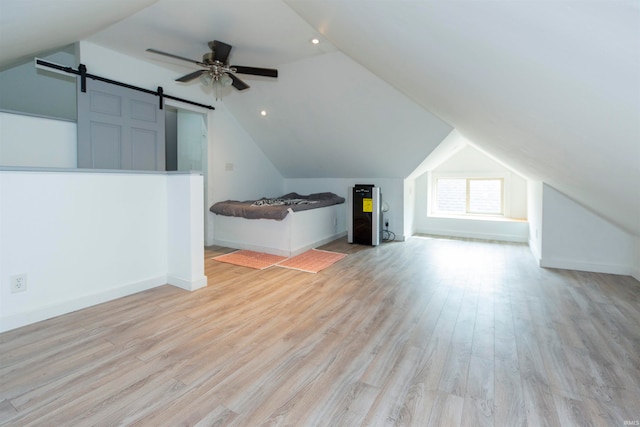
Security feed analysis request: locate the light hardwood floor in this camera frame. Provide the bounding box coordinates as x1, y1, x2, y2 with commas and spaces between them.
1, 236, 639, 426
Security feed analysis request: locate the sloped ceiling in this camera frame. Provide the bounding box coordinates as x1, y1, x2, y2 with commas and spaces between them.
286, 1, 640, 236
81, 0, 452, 179
0, 0, 157, 68
0, 0, 638, 236
222, 51, 452, 178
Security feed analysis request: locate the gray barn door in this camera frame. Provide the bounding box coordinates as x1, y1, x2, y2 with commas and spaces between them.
77, 79, 165, 170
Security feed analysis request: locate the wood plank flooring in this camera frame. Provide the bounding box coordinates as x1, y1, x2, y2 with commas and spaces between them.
1, 235, 639, 426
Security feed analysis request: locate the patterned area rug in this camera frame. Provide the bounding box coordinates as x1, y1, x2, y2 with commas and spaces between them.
277, 249, 347, 273
212, 250, 287, 270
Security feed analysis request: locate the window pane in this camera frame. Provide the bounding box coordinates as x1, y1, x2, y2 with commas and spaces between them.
469, 179, 502, 214
436, 179, 466, 213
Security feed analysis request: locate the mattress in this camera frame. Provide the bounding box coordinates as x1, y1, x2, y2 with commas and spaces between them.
209, 192, 345, 221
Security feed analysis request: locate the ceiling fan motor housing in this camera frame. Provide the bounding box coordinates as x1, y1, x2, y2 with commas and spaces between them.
202, 51, 218, 65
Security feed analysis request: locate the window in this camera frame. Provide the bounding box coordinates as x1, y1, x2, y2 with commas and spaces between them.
435, 178, 503, 216
435, 178, 466, 214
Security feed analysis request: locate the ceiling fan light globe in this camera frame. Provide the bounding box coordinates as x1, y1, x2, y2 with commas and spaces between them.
199, 73, 213, 86
220, 74, 233, 87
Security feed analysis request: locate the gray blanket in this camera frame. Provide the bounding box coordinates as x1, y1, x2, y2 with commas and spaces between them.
210, 192, 345, 221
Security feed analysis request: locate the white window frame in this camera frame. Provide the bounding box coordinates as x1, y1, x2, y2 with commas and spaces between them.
430, 173, 507, 218
466, 177, 504, 215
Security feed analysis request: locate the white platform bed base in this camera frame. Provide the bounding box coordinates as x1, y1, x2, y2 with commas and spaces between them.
212, 203, 347, 257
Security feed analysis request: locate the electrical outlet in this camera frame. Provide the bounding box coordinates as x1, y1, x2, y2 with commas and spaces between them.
10, 273, 27, 293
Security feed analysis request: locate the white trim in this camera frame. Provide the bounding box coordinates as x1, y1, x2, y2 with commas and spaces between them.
295, 231, 347, 255
0, 276, 166, 333
428, 213, 526, 223
214, 231, 347, 258
168, 275, 208, 292
0, 108, 76, 123
540, 257, 632, 276
431, 172, 509, 218
529, 239, 542, 266
418, 228, 528, 243
212, 238, 291, 257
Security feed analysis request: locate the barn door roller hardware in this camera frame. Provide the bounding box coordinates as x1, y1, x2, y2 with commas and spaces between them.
35, 58, 215, 111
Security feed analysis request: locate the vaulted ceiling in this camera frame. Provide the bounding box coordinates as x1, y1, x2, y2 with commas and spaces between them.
1, 0, 638, 236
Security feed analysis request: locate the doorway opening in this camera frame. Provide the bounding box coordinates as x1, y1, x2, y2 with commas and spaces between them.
165, 105, 209, 244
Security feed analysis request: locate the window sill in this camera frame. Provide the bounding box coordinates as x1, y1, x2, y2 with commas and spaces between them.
428, 213, 527, 223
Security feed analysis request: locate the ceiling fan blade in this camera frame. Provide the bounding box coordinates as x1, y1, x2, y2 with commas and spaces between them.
228, 73, 250, 91
232, 66, 278, 78
146, 48, 207, 67
210, 40, 232, 64
176, 69, 207, 82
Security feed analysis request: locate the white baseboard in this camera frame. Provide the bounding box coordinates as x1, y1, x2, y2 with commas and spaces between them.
540, 257, 632, 276
290, 231, 347, 256
417, 229, 528, 243
214, 231, 348, 257
528, 239, 542, 266
0, 275, 166, 333
168, 275, 208, 291
212, 239, 292, 257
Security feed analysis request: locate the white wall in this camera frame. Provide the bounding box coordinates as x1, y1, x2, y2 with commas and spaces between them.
428, 145, 528, 219
0, 48, 77, 120
403, 178, 415, 239
208, 103, 284, 202
0, 112, 76, 168
75, 42, 285, 247
527, 180, 544, 263
78, 41, 210, 108
0, 170, 205, 332
540, 184, 636, 276
633, 238, 640, 281
1, 41, 286, 248
207, 103, 284, 245
283, 177, 405, 240
412, 144, 529, 243
167, 173, 207, 290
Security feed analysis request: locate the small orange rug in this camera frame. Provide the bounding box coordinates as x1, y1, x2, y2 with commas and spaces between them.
213, 250, 287, 270
277, 249, 347, 273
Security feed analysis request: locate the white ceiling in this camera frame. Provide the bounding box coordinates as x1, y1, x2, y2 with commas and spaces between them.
1, 0, 638, 236
0, 0, 157, 68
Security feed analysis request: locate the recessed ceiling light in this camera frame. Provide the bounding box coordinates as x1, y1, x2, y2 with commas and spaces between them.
311, 38, 320, 45
261, 110, 267, 116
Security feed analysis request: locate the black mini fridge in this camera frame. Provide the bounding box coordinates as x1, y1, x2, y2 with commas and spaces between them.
347, 185, 382, 246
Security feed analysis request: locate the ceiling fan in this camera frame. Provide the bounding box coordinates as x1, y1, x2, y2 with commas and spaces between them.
147, 40, 278, 92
